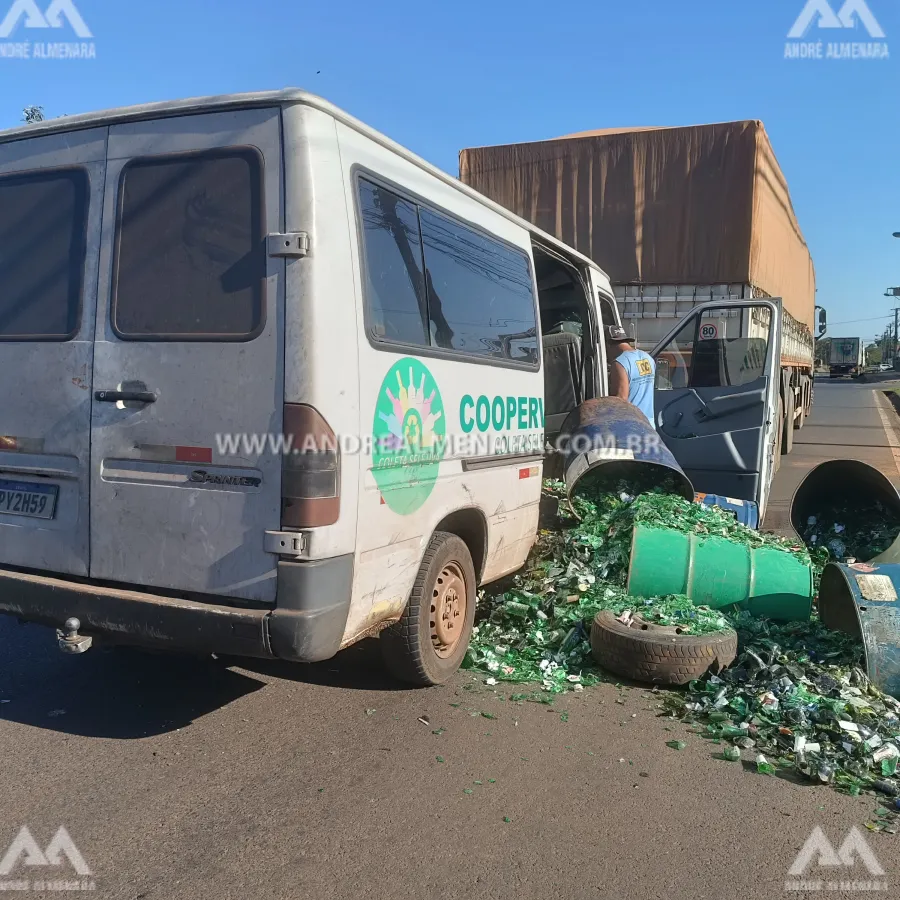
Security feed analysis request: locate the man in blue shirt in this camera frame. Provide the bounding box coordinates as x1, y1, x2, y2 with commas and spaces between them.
607, 325, 656, 426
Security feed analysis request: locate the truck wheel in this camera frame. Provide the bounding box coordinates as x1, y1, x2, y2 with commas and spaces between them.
794, 382, 806, 430
380, 532, 476, 687
590, 611, 738, 686
781, 391, 794, 455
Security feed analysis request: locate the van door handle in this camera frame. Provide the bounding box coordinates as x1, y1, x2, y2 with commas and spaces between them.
94, 390, 157, 403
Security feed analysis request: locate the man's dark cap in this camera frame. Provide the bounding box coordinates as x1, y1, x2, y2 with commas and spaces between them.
606, 325, 628, 342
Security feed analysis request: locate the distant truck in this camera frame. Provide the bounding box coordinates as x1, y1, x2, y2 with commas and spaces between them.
828, 338, 864, 378
460, 119, 825, 508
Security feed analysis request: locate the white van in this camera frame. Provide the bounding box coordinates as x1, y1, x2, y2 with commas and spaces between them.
0, 90, 626, 684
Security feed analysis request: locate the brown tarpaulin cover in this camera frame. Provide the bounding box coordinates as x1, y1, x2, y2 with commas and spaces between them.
459, 121, 816, 331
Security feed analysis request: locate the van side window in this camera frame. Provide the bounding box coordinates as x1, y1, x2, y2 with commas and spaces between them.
420, 209, 537, 364
358, 178, 538, 366
358, 179, 428, 345
0, 168, 88, 341
112, 149, 265, 341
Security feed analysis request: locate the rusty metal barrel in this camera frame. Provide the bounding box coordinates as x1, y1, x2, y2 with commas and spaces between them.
560, 398, 694, 511
819, 561, 900, 699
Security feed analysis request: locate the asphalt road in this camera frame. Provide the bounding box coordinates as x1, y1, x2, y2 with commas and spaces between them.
2, 377, 899, 900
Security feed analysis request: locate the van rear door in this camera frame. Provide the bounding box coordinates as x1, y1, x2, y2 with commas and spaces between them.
89, 108, 284, 602
0, 129, 105, 577
651, 299, 781, 520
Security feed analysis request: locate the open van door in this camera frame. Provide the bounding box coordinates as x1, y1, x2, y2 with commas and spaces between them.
650, 299, 782, 521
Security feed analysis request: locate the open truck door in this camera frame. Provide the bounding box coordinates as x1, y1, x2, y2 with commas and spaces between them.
650, 299, 782, 522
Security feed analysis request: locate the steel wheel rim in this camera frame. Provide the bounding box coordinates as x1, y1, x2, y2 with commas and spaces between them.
430, 562, 467, 658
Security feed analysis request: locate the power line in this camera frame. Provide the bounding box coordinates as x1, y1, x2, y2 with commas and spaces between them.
822, 313, 896, 327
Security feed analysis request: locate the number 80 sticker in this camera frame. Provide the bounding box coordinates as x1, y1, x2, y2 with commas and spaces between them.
699, 323, 718, 340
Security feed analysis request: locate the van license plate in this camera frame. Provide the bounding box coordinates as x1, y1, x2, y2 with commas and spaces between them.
0, 479, 58, 520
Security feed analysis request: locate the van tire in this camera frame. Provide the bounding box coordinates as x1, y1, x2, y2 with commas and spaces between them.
380, 532, 476, 687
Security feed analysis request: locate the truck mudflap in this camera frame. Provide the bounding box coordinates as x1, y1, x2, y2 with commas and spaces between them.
0, 555, 354, 664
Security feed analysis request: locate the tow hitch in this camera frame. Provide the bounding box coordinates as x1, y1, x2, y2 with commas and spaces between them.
57, 617, 92, 654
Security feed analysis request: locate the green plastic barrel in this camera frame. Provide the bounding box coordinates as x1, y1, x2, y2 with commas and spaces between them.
627, 524, 814, 622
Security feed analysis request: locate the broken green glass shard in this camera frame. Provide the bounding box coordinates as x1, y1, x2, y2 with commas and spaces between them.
666, 740, 687, 751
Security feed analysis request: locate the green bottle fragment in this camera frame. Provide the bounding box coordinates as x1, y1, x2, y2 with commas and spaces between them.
666, 740, 687, 751
721, 725, 749, 738
436, 756, 445, 763
488, 779, 496, 783
481, 712, 497, 720
722, 746, 741, 762
756, 754, 777, 775
882, 757, 899, 777
463, 789, 474, 795
503, 601, 531, 618
503, 816, 512, 823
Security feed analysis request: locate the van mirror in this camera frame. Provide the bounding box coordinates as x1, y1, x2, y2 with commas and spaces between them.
816, 306, 827, 337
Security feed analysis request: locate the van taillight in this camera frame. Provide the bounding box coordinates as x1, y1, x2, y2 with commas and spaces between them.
281, 404, 339, 527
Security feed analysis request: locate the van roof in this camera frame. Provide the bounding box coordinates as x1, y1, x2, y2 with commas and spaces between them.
0, 88, 610, 282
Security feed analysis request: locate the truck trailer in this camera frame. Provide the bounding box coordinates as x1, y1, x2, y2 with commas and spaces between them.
828, 337, 864, 377
459, 119, 823, 467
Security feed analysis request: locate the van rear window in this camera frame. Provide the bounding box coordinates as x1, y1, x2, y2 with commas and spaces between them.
0, 168, 88, 340
112, 149, 265, 341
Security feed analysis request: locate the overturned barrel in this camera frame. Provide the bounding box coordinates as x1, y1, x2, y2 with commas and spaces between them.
627, 524, 814, 622
560, 398, 694, 513
790, 460, 900, 562
819, 561, 900, 698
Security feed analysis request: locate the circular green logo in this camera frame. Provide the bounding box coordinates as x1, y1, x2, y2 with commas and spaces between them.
372, 358, 446, 515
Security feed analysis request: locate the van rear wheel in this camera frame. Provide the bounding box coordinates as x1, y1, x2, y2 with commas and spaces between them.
380, 532, 476, 686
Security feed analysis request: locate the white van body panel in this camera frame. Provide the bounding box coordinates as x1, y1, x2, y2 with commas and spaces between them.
281, 103, 361, 561
333, 119, 543, 644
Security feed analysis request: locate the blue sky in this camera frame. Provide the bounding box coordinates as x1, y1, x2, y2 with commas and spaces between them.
0, 0, 897, 341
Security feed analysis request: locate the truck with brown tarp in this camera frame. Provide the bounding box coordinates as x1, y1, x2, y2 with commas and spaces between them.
459, 120, 826, 477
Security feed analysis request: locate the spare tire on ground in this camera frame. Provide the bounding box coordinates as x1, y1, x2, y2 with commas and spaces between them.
590, 610, 738, 686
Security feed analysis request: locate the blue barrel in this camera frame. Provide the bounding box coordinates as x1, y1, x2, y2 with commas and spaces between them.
695, 493, 760, 529
819, 561, 900, 699
560, 398, 694, 510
